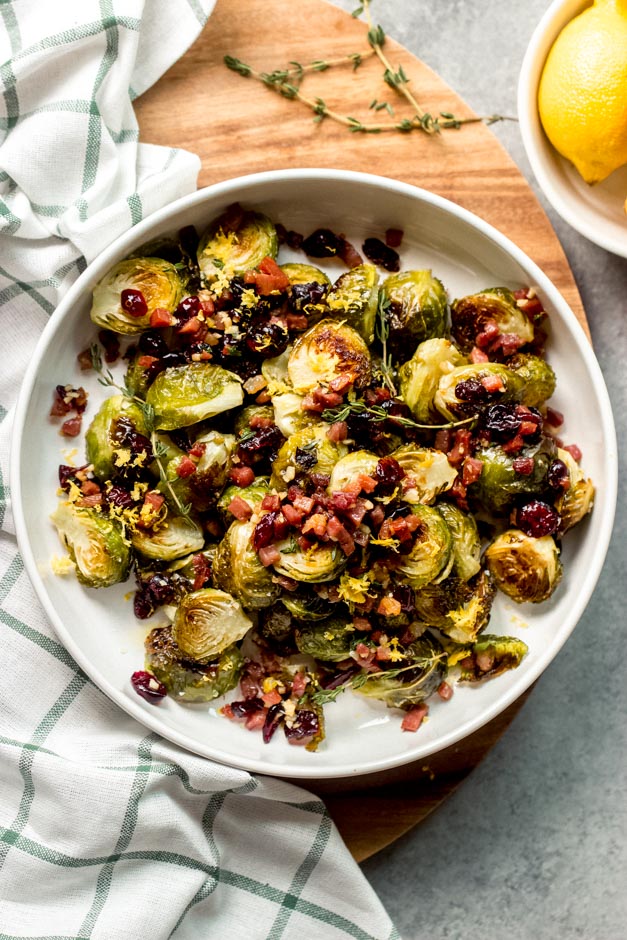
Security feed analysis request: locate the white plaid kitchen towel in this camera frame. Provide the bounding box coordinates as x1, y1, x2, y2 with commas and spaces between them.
0, 2, 399, 937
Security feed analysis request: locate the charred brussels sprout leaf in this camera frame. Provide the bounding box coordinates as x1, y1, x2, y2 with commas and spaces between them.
507, 353, 556, 408
396, 505, 453, 590
485, 529, 562, 603
145, 625, 242, 702
398, 338, 466, 423
436, 503, 482, 581
469, 440, 556, 515
555, 449, 595, 533
324, 263, 379, 343
295, 617, 356, 661
51, 501, 131, 588
197, 207, 277, 285
287, 319, 371, 394
434, 363, 524, 421
90, 257, 184, 334
354, 635, 447, 709
272, 540, 347, 584
458, 634, 528, 682
270, 424, 348, 490
85, 395, 150, 482
213, 520, 281, 609
131, 510, 204, 561
391, 444, 457, 505
380, 270, 449, 360
451, 288, 535, 353
414, 570, 495, 644
280, 590, 335, 621
172, 587, 252, 661
146, 363, 243, 430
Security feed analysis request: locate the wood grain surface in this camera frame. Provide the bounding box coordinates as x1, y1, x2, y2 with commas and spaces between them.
134, 0, 589, 862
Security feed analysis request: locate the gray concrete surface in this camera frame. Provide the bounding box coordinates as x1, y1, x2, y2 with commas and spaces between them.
328, 2, 626, 938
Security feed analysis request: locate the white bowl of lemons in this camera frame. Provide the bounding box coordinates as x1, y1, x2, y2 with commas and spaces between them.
519, 0, 627, 257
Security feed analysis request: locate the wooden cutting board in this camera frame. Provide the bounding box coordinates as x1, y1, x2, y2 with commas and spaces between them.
135, 0, 589, 862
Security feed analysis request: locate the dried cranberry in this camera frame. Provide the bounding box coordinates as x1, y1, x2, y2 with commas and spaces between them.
455, 378, 489, 404
362, 237, 400, 272
58, 464, 88, 491
176, 295, 202, 323
133, 587, 154, 620
392, 583, 415, 613
98, 329, 120, 363
375, 456, 405, 492
286, 229, 304, 251
484, 403, 522, 436
169, 429, 190, 452
301, 228, 343, 258
230, 698, 265, 719
105, 485, 135, 509
253, 513, 277, 550
138, 329, 168, 358
245, 320, 289, 358
147, 573, 176, 606
121, 289, 148, 318
548, 458, 570, 491
284, 709, 319, 745
294, 446, 317, 470
145, 350, 190, 385
113, 417, 153, 463
237, 425, 284, 466
262, 703, 285, 743
290, 281, 327, 312
131, 670, 167, 702
517, 500, 561, 538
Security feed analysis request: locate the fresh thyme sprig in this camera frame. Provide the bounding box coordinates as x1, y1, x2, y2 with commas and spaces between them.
321, 398, 477, 431
375, 294, 396, 395
89, 344, 192, 518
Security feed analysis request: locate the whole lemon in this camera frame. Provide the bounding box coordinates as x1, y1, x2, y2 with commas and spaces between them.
538, 0, 627, 184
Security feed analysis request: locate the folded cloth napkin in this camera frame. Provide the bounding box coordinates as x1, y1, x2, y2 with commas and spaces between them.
0, 3, 399, 937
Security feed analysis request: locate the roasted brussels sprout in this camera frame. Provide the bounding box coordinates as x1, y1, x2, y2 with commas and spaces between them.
131, 510, 204, 561
272, 392, 319, 438
213, 520, 281, 609
469, 440, 556, 515
51, 501, 131, 588
354, 635, 447, 709
261, 349, 292, 395
85, 395, 150, 482
280, 590, 335, 621
328, 450, 379, 493
324, 263, 379, 343
451, 287, 535, 353
396, 505, 454, 590
259, 604, 295, 647
281, 262, 331, 287
287, 319, 371, 394
398, 338, 466, 423
90, 257, 184, 334
555, 448, 595, 533
125, 352, 153, 400
380, 270, 448, 360
145, 363, 243, 430
272, 540, 346, 583
294, 617, 355, 661
485, 529, 562, 603
507, 353, 556, 408
172, 587, 252, 661
436, 503, 481, 581
270, 424, 348, 489
434, 363, 524, 421
159, 432, 235, 513
414, 570, 495, 644
457, 634, 528, 682
391, 444, 457, 505
192, 430, 237, 489
217, 477, 270, 521
197, 207, 278, 285
145, 625, 242, 702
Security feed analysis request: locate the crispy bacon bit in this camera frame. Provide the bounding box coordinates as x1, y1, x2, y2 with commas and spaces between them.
327, 421, 348, 442
377, 596, 402, 617
293, 495, 315, 515
434, 429, 452, 453
282, 504, 304, 526
437, 681, 453, 701
353, 642, 375, 665
229, 466, 255, 487
81, 480, 101, 497
61, 415, 82, 436
481, 373, 504, 393
327, 515, 355, 556
462, 457, 483, 486
77, 349, 94, 370
302, 387, 344, 413
192, 553, 212, 590
369, 505, 385, 527
401, 703, 429, 732
76, 492, 102, 508
249, 414, 273, 430
564, 443, 582, 463
258, 544, 281, 567
245, 256, 290, 295
476, 651, 495, 673
513, 456, 535, 475
285, 313, 309, 331
302, 513, 328, 538
338, 237, 363, 269
470, 346, 489, 363
475, 319, 500, 348
545, 407, 564, 429
352, 617, 372, 632
243, 374, 267, 395
262, 688, 283, 707
447, 429, 472, 468
385, 228, 404, 248
188, 442, 206, 459
229, 496, 253, 521
502, 433, 524, 455
261, 494, 281, 512
176, 456, 197, 478
150, 308, 176, 328
291, 672, 309, 698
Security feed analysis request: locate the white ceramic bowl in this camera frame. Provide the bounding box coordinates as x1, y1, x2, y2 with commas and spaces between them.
11, 169, 617, 779
518, 0, 627, 257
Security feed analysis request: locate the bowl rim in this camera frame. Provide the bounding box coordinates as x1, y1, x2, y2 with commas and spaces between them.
517, 0, 627, 258
10, 168, 618, 778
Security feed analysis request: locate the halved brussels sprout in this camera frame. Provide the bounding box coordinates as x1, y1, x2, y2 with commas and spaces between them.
172, 587, 252, 661
391, 444, 457, 505
555, 448, 595, 533
159, 432, 235, 513
280, 590, 335, 621
131, 510, 204, 561
458, 634, 528, 682
270, 424, 348, 490
287, 319, 371, 394
197, 207, 277, 285
90, 257, 184, 334
217, 477, 270, 521
469, 440, 556, 515
295, 617, 355, 661
213, 520, 281, 609
380, 270, 448, 360
146, 363, 243, 430
192, 430, 237, 489
272, 540, 346, 583
145, 625, 242, 702
434, 363, 524, 421
261, 349, 292, 396
259, 604, 295, 647
507, 353, 556, 408
396, 505, 454, 590
51, 501, 131, 588
85, 395, 150, 482
451, 288, 535, 353
125, 352, 154, 400
281, 262, 331, 287
324, 263, 379, 343
436, 503, 481, 581
328, 450, 379, 492
354, 635, 447, 709
485, 529, 562, 603
414, 570, 495, 644
272, 392, 319, 438
398, 338, 466, 423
